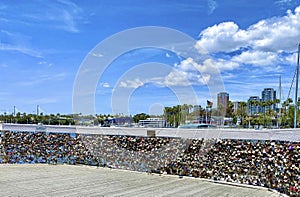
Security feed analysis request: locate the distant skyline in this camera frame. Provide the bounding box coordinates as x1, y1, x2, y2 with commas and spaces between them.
1, 0, 300, 115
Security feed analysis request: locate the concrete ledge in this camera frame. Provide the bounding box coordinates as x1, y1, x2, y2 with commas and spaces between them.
1, 123, 300, 141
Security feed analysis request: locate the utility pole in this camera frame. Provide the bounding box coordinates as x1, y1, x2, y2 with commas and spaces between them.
294, 43, 300, 128
205, 106, 208, 124
278, 75, 282, 128
279, 75, 282, 106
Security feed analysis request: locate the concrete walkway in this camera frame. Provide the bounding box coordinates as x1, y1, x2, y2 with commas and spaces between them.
0, 164, 282, 197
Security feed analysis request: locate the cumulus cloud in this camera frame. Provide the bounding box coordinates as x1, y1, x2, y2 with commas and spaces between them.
171, 58, 211, 85
174, 58, 198, 72
176, 57, 239, 74
117, 55, 238, 89
117, 6, 300, 90
162, 57, 230, 87
117, 71, 194, 89
232, 51, 278, 66
194, 5, 300, 73
116, 58, 210, 88
196, 6, 300, 54
161, 71, 192, 86
195, 22, 246, 54
284, 52, 298, 65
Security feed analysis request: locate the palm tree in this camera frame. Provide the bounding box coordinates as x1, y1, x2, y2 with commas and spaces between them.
272, 99, 281, 127
248, 100, 253, 115
226, 101, 234, 117
180, 104, 190, 124
280, 98, 293, 127
237, 101, 247, 127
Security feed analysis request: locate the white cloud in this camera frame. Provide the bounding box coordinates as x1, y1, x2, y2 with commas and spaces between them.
102, 82, 110, 88
207, 0, 218, 15
194, 5, 300, 73
1, 1, 84, 33
0, 30, 42, 58
195, 22, 246, 54
232, 51, 278, 66
90, 52, 104, 57
60, 10, 78, 33
276, 0, 293, 4
196, 6, 300, 54
263, 65, 283, 73
161, 70, 193, 87
176, 57, 238, 74
110, 6, 300, 92
247, 13, 300, 52
275, 0, 296, 9
119, 78, 144, 89
213, 58, 240, 71
284, 53, 298, 65
174, 58, 198, 72
19, 73, 66, 86
116, 59, 208, 88
47, 0, 83, 33
38, 61, 53, 67
0, 44, 42, 58
161, 58, 225, 87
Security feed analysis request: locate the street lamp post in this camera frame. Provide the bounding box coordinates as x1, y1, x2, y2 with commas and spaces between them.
294, 43, 300, 128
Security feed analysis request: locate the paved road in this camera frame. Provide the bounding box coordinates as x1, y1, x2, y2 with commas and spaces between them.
0, 164, 282, 197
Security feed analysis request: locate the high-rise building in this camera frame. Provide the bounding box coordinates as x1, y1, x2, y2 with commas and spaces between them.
193, 105, 201, 112
248, 96, 261, 115
261, 88, 277, 112
217, 92, 229, 109
233, 101, 240, 113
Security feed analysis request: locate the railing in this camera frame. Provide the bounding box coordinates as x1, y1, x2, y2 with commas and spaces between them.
1, 123, 300, 141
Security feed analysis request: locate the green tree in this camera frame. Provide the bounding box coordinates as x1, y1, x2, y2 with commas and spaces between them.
280, 98, 293, 127
226, 101, 234, 117
164, 105, 183, 127
237, 101, 247, 126
133, 113, 150, 123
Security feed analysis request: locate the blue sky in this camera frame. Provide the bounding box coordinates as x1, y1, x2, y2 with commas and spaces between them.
0, 0, 300, 115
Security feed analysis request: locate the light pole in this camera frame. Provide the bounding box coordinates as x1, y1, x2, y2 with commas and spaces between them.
294, 43, 300, 128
